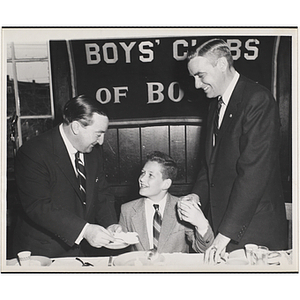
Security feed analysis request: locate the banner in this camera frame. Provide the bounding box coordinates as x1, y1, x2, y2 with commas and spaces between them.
69, 36, 276, 120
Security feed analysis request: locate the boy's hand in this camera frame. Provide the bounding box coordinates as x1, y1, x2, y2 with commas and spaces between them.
177, 200, 209, 234
178, 193, 200, 220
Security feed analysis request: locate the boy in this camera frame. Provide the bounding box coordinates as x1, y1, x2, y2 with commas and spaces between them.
119, 151, 214, 253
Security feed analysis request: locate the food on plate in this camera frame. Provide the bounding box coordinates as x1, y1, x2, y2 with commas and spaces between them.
113, 232, 139, 244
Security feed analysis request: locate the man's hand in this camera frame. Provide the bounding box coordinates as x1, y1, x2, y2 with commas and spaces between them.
179, 193, 200, 204
204, 233, 230, 264
107, 224, 123, 234
83, 224, 115, 248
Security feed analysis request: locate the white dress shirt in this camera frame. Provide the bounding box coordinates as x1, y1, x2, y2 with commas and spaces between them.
59, 124, 84, 174
59, 124, 88, 244
145, 194, 167, 249
218, 71, 240, 127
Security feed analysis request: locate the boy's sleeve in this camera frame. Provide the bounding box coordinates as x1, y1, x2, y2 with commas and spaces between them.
118, 205, 128, 233
186, 225, 214, 253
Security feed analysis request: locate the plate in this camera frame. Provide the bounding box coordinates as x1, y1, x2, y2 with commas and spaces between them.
104, 232, 139, 249
113, 251, 165, 266
7, 256, 52, 267
226, 249, 249, 265
105, 240, 130, 249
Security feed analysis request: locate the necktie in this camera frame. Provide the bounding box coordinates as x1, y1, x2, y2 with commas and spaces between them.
153, 204, 162, 250
213, 97, 224, 145
75, 152, 87, 205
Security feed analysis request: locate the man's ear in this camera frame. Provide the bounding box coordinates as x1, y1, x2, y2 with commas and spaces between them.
217, 56, 228, 72
70, 121, 80, 135
162, 178, 172, 190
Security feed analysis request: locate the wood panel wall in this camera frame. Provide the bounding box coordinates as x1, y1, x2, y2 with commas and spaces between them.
102, 121, 204, 209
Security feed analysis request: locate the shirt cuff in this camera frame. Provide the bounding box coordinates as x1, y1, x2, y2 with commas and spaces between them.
75, 223, 89, 245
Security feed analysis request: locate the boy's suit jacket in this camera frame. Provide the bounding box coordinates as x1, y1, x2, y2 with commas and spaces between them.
192, 75, 288, 252
119, 193, 214, 253
13, 126, 117, 258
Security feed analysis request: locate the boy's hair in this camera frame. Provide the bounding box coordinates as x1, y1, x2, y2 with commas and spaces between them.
146, 151, 178, 181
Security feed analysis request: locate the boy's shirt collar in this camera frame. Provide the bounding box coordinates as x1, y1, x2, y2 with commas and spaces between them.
145, 193, 168, 217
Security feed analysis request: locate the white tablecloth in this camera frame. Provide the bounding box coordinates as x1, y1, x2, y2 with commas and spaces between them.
4, 249, 295, 272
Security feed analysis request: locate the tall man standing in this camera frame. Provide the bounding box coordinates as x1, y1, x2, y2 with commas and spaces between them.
13, 95, 121, 258
183, 39, 287, 263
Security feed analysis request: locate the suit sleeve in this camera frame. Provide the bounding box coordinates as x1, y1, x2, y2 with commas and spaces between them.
192, 163, 209, 208
219, 89, 281, 241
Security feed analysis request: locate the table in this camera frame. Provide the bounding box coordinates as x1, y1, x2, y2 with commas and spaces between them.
3, 249, 296, 273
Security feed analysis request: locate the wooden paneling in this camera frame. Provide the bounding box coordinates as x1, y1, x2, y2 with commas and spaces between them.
103, 123, 204, 203
170, 125, 186, 183
119, 128, 141, 186
103, 128, 119, 184
141, 126, 169, 160
186, 125, 202, 183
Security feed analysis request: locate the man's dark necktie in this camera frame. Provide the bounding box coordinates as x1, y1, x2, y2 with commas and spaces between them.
75, 152, 87, 205
213, 97, 224, 145
153, 204, 162, 250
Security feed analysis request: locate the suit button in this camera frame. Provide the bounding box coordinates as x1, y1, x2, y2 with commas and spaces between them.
210, 183, 215, 187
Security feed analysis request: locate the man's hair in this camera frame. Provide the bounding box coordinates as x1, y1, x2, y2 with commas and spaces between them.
187, 38, 234, 68
63, 95, 108, 126
146, 151, 178, 181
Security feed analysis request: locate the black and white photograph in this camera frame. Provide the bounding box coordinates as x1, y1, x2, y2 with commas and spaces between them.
1, 26, 298, 276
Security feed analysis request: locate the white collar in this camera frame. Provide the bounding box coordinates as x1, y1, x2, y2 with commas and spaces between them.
59, 123, 77, 156
145, 193, 168, 217
221, 71, 240, 105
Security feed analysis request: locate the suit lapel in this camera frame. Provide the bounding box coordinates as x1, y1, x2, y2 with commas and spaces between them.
131, 199, 150, 250
206, 99, 217, 164
158, 194, 178, 251
208, 77, 244, 164
84, 151, 98, 211
51, 127, 83, 204
215, 79, 244, 147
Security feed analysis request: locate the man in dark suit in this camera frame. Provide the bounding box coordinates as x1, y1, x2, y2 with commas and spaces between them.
182, 39, 288, 263
13, 95, 121, 258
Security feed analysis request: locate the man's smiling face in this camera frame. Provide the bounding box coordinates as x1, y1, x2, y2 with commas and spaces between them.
188, 55, 224, 98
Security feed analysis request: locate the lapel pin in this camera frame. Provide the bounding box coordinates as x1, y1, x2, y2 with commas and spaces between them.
229, 114, 233, 118
95, 177, 99, 182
